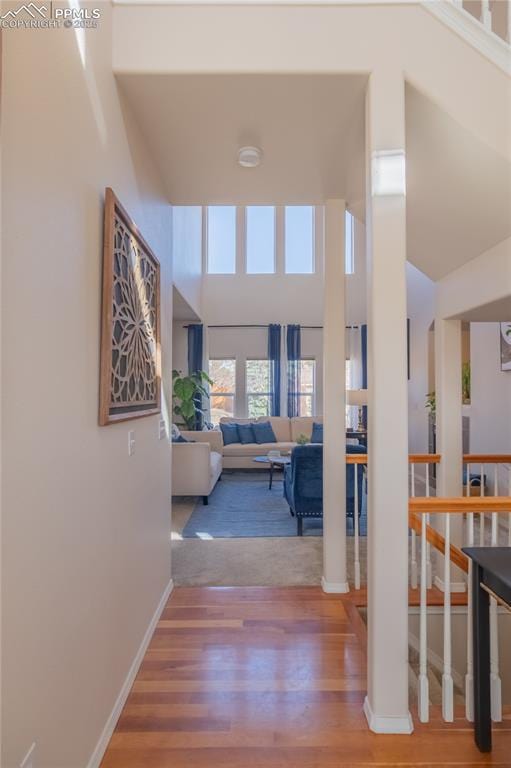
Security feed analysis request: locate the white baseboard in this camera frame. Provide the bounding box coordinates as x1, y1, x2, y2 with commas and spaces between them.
434, 575, 466, 593
86, 577, 174, 768
321, 576, 349, 594
363, 696, 414, 734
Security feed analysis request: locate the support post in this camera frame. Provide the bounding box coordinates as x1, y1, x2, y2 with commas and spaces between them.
322, 199, 348, 594
363, 67, 412, 734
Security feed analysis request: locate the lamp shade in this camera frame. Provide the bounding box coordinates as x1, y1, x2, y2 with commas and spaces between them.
346, 389, 368, 406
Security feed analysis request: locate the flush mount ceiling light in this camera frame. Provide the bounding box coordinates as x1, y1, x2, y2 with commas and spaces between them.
238, 146, 263, 168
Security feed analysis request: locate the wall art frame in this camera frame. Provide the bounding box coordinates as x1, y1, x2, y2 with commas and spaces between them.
99, 187, 161, 425
500, 322, 511, 372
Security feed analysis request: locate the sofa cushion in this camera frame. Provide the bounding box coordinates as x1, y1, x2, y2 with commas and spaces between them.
238, 423, 255, 444
267, 417, 292, 442
290, 416, 322, 442
222, 441, 295, 458
311, 422, 323, 443
253, 421, 277, 444
219, 422, 239, 445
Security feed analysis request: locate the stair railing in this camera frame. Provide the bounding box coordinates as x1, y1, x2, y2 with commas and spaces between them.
409, 494, 511, 725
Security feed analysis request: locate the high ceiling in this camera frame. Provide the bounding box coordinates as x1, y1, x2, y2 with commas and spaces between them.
118, 73, 511, 282
118, 73, 367, 204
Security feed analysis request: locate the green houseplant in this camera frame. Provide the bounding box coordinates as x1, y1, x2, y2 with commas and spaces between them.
172, 369, 212, 430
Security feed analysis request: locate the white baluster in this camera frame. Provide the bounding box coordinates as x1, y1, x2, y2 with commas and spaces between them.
418, 510, 429, 722
354, 462, 360, 590
425, 463, 432, 588
479, 463, 485, 545
465, 501, 474, 722
481, 0, 492, 32
490, 465, 502, 722
410, 463, 418, 589
442, 512, 454, 722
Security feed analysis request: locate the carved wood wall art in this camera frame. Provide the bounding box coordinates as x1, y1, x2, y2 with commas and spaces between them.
99, 188, 161, 425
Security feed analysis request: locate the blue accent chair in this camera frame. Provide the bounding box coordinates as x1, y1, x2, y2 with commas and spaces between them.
283, 443, 366, 536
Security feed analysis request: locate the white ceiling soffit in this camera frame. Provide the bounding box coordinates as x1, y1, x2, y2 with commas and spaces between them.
117, 73, 367, 204
405, 83, 511, 282
454, 296, 511, 322
173, 286, 201, 321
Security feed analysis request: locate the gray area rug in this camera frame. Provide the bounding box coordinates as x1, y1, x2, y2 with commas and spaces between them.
181, 471, 366, 539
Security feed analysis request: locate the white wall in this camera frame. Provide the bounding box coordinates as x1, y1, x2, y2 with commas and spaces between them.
469, 323, 511, 491
2, 13, 172, 768
172, 205, 203, 317
407, 263, 435, 453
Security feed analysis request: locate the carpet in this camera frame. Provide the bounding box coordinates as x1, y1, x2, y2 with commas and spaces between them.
181, 471, 367, 539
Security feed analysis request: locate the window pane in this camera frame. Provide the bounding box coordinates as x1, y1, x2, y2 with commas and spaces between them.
210, 359, 236, 394
207, 206, 236, 273
248, 394, 270, 419
299, 360, 315, 394
345, 210, 354, 275
246, 206, 275, 274
285, 206, 314, 274
298, 395, 313, 417
211, 395, 234, 424
246, 359, 270, 393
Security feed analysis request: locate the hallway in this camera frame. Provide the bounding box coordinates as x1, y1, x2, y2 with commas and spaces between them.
100, 587, 510, 767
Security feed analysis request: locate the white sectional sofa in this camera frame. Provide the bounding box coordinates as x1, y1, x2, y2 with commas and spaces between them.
171, 416, 323, 503
219, 416, 323, 469
171, 430, 223, 504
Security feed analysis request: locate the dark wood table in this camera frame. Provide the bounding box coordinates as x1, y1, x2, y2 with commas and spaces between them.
462, 547, 511, 752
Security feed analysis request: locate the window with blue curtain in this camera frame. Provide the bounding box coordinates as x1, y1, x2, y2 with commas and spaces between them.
187, 324, 204, 430
287, 324, 301, 417
361, 324, 368, 429
267, 324, 281, 416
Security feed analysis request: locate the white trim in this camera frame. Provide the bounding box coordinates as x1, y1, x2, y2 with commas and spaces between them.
86, 578, 174, 768
421, 2, 511, 75
363, 696, 414, 734
321, 576, 349, 593
434, 575, 466, 593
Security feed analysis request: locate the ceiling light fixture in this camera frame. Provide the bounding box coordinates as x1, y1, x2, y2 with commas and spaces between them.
238, 146, 263, 168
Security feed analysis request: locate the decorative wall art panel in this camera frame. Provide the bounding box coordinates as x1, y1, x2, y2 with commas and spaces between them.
500, 322, 511, 372
99, 188, 161, 425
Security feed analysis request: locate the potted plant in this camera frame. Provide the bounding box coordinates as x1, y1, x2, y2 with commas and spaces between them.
462, 362, 471, 404
172, 369, 212, 430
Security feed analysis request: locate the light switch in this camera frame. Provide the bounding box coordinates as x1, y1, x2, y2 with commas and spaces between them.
128, 430, 135, 456
158, 419, 166, 440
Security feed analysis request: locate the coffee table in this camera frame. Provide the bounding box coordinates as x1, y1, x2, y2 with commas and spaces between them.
253, 455, 291, 489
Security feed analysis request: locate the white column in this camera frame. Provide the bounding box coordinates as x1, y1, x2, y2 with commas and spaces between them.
364, 67, 412, 734
435, 317, 462, 497
322, 199, 348, 593
434, 318, 464, 592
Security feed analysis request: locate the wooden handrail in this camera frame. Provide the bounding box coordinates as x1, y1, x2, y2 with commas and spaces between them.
408, 511, 468, 573
409, 454, 441, 464
463, 454, 511, 464
410, 497, 511, 514
345, 454, 440, 464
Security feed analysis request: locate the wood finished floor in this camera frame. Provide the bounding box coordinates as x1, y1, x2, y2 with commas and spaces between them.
101, 587, 510, 768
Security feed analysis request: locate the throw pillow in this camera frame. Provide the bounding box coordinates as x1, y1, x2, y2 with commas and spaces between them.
237, 423, 255, 444
171, 424, 191, 443
219, 422, 240, 445
311, 422, 323, 443
252, 421, 277, 444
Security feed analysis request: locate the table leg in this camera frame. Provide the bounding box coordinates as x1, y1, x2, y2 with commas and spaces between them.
269, 462, 273, 490
472, 563, 491, 752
